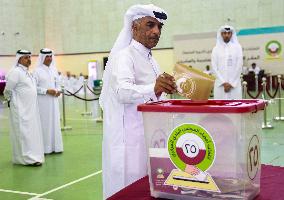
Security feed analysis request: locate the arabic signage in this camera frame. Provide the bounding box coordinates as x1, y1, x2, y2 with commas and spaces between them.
173, 26, 284, 74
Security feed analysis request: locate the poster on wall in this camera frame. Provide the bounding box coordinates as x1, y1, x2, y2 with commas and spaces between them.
173, 26, 284, 74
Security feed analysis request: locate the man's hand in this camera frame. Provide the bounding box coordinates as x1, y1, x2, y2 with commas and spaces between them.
47, 89, 57, 96
154, 73, 177, 97
222, 82, 233, 93
55, 91, 61, 97
185, 164, 200, 176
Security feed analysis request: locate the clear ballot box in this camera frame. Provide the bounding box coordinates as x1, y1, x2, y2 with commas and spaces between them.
137, 99, 266, 200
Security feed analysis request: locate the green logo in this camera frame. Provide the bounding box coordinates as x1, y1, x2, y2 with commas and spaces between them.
167, 123, 215, 172
265, 40, 282, 57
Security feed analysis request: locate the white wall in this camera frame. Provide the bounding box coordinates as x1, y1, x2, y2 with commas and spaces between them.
0, 0, 283, 55
0, 0, 45, 55
0, 0, 283, 75
42, 0, 284, 53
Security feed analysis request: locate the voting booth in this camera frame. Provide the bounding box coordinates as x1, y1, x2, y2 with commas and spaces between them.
138, 99, 266, 200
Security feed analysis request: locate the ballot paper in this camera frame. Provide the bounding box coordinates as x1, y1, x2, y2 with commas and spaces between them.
173, 63, 215, 100
193, 170, 208, 182
165, 169, 220, 193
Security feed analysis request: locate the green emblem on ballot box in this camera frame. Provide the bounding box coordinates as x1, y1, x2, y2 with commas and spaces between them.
167, 123, 216, 172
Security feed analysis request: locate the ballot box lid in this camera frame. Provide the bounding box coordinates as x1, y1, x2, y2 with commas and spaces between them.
137, 99, 267, 113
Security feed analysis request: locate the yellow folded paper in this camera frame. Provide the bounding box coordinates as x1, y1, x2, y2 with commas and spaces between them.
173, 63, 215, 100
164, 169, 220, 192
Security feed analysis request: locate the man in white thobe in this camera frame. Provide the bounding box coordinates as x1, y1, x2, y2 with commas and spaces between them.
33, 48, 64, 154
78, 73, 84, 86
57, 71, 65, 87
64, 71, 73, 93
99, 4, 176, 199
71, 74, 78, 92
203, 65, 213, 75
4, 50, 44, 166
249, 63, 261, 75
211, 25, 243, 99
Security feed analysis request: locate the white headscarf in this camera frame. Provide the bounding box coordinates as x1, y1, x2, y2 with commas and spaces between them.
109, 4, 168, 58
14, 49, 31, 67
99, 4, 168, 108
35, 48, 59, 87
36, 48, 57, 70
216, 25, 240, 46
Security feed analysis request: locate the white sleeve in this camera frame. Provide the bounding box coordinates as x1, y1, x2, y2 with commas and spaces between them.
111, 54, 157, 104
230, 46, 243, 88
53, 69, 61, 91
211, 47, 225, 86
33, 70, 47, 95
3, 69, 19, 101
37, 87, 47, 95
256, 67, 261, 75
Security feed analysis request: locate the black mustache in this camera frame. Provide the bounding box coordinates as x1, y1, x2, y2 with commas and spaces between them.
149, 37, 159, 40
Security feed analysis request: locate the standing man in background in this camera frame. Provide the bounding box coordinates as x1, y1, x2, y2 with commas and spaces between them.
33, 48, 64, 154
77, 72, 85, 95
78, 72, 85, 86
64, 71, 73, 93
249, 63, 261, 75
57, 71, 65, 87
99, 4, 176, 199
211, 25, 243, 99
4, 50, 44, 166
71, 74, 78, 92
203, 65, 212, 75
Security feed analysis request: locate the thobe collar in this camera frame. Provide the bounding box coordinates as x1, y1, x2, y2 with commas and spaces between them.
17, 64, 29, 71
222, 40, 233, 47
17, 64, 34, 80
131, 39, 160, 77
41, 64, 51, 69
131, 39, 152, 58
